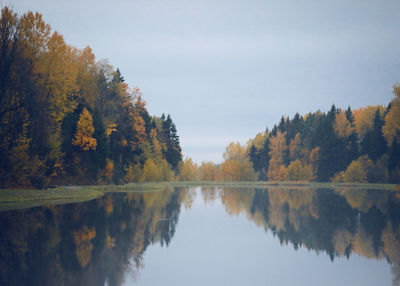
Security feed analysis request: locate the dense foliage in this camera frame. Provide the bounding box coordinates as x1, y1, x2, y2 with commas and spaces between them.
187, 87, 400, 183
244, 87, 400, 183
0, 7, 182, 188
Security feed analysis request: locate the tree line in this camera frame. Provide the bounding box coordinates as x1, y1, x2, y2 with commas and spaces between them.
0, 7, 182, 188
178, 86, 400, 183
1, 7, 399, 187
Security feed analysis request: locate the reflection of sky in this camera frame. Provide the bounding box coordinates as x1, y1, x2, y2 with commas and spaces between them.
124, 188, 391, 286
13, 0, 400, 163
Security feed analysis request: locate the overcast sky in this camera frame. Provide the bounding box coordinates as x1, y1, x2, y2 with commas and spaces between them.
11, 0, 400, 163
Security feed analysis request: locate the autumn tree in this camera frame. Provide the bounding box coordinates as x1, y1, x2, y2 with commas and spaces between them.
161, 114, 182, 171
199, 161, 219, 181
383, 85, 400, 146
361, 110, 387, 161
249, 132, 270, 180
267, 131, 287, 181
73, 108, 97, 151
178, 158, 198, 181
286, 160, 314, 181
0, 7, 183, 187
220, 142, 256, 181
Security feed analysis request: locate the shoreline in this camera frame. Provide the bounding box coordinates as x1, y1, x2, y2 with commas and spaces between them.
0, 181, 398, 211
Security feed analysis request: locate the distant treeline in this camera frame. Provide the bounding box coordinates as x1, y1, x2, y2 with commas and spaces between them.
247, 93, 400, 183
0, 7, 182, 188
179, 86, 400, 183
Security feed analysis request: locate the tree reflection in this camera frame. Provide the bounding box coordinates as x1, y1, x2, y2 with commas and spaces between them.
0, 186, 399, 285
0, 188, 184, 286
218, 187, 400, 285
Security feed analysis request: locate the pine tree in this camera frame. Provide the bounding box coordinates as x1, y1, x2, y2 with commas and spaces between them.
162, 114, 182, 171
361, 110, 387, 161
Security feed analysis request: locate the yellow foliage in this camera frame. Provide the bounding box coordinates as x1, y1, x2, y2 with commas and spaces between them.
140, 159, 173, 182
35, 32, 79, 122
124, 164, 142, 183
141, 159, 162, 181
103, 196, 114, 216
72, 226, 96, 268
220, 159, 256, 181
18, 12, 80, 161
73, 108, 97, 151
382, 222, 400, 265
267, 131, 287, 181
289, 133, 302, 161
223, 142, 247, 161
342, 160, 367, 183
151, 137, 164, 162
104, 159, 114, 178
353, 228, 377, 259
249, 132, 267, 149
199, 161, 219, 181
75, 46, 98, 108
106, 234, 116, 248
19, 11, 51, 60
286, 160, 314, 181
106, 123, 117, 136
331, 171, 345, 182
353, 105, 385, 138
179, 158, 198, 181
383, 85, 400, 146
334, 111, 354, 138
160, 159, 175, 181
120, 138, 128, 147
276, 165, 288, 181
220, 160, 241, 181
132, 112, 146, 146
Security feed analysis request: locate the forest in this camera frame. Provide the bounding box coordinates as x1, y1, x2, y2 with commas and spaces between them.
1, 7, 399, 188
0, 7, 182, 188
180, 88, 400, 184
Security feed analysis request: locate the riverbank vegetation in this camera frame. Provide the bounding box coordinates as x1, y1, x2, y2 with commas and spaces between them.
177, 86, 400, 184
1, 7, 399, 189
0, 181, 398, 212
0, 7, 182, 189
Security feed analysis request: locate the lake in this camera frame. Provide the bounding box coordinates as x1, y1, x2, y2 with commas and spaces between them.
0, 186, 399, 286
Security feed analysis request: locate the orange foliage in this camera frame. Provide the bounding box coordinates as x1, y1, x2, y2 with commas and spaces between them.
267, 131, 287, 181
179, 158, 198, 181
383, 85, 400, 146
223, 142, 247, 161
289, 133, 302, 161
334, 111, 354, 138
353, 105, 385, 138
72, 108, 97, 151
72, 226, 96, 268
199, 161, 219, 181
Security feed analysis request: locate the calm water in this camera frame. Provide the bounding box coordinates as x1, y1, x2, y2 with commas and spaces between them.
0, 187, 399, 286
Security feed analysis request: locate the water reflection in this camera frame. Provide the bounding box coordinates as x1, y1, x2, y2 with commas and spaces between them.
202, 187, 400, 285
0, 186, 399, 285
0, 188, 183, 286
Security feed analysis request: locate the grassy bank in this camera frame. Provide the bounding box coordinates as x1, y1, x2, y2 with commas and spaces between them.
159, 181, 399, 191
0, 181, 398, 211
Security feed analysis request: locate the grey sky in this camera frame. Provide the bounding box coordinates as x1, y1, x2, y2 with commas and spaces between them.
11, 0, 400, 163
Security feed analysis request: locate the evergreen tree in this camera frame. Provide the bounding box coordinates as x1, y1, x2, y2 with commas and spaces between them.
161, 114, 182, 171
361, 111, 387, 161
249, 136, 271, 180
